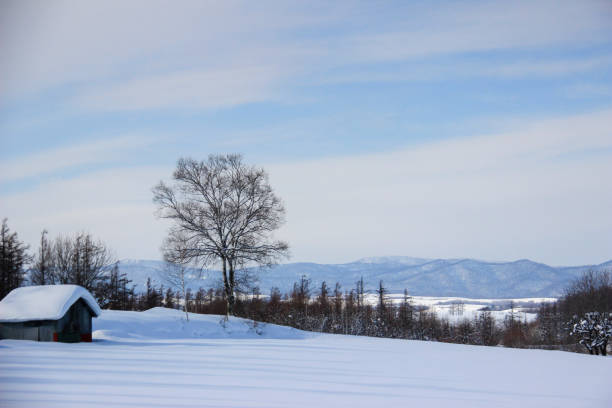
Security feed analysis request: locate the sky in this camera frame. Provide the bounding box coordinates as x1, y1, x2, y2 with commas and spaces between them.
1, 0, 611, 266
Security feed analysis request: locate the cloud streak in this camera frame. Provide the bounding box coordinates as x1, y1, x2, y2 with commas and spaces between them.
75, 66, 286, 111
2, 0, 611, 110
0, 165, 172, 260
2, 109, 610, 264
0, 135, 159, 183
267, 109, 612, 265
1, 1, 610, 266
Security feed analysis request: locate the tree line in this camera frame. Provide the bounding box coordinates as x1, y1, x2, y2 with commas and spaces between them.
536, 270, 612, 355
0, 219, 185, 313
131, 271, 609, 354
0, 218, 123, 305
228, 277, 503, 346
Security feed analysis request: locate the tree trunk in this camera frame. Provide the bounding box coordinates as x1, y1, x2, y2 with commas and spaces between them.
181, 269, 189, 321
227, 262, 236, 316
221, 258, 233, 318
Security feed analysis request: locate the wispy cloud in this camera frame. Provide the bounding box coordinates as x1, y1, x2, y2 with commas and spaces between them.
0, 135, 159, 183
0, 165, 171, 259
485, 56, 612, 78
2, 109, 610, 264
2, 0, 611, 109
0, 1, 326, 100
1, 0, 611, 265
316, 55, 612, 86
563, 83, 612, 99
266, 109, 612, 264
75, 66, 286, 111
326, 0, 612, 63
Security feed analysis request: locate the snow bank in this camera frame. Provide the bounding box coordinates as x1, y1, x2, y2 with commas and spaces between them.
93, 307, 312, 340
0, 285, 101, 322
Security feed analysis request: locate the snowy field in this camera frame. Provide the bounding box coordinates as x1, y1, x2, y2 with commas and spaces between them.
1, 308, 611, 408
377, 295, 556, 323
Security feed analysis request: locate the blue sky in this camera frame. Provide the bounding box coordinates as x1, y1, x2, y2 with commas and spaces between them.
1, 0, 611, 265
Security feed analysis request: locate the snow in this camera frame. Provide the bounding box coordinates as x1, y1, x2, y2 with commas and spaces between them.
376, 295, 557, 324
1, 307, 611, 407
0, 285, 101, 323
94, 307, 312, 340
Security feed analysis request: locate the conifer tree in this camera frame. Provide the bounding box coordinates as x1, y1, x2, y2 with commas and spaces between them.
0, 219, 30, 299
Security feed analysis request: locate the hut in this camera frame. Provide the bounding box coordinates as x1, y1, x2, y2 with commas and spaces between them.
0, 285, 101, 342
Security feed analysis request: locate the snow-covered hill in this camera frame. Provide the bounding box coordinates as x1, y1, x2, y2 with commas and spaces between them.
1, 308, 611, 407
94, 307, 311, 340
116, 256, 612, 298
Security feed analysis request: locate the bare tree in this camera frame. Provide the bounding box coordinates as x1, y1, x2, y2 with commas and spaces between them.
562, 270, 612, 317
97, 262, 133, 310
163, 261, 192, 320
153, 154, 289, 316
50, 232, 115, 295
161, 229, 195, 319
31, 229, 53, 285
356, 276, 365, 309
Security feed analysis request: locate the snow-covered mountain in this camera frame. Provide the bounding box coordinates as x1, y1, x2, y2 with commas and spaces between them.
116, 257, 612, 298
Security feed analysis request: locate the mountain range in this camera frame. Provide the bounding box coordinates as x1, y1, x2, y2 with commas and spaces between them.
116, 256, 612, 299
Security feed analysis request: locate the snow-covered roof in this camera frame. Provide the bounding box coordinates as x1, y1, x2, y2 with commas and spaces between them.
0, 285, 101, 323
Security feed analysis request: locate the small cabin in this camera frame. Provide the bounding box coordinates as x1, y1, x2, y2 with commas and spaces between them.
0, 285, 101, 342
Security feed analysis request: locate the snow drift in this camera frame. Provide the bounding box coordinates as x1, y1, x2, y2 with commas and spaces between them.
93, 307, 312, 340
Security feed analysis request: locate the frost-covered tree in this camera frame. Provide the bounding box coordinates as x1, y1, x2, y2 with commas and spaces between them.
153, 155, 289, 316
570, 312, 611, 356
536, 270, 612, 350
